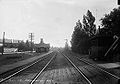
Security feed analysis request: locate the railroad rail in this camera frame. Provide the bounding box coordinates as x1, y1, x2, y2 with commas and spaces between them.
30, 53, 56, 84
0, 51, 56, 83
62, 50, 120, 84
58, 50, 92, 84
76, 56, 120, 83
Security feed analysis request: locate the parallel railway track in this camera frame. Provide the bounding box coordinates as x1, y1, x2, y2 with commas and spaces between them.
0, 51, 56, 84
31, 51, 91, 84
1, 50, 119, 84
0, 51, 92, 84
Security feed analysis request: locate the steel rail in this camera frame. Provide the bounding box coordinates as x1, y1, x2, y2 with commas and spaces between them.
30, 53, 56, 84
63, 50, 120, 80
59, 51, 92, 84
75, 56, 120, 81
0, 51, 54, 83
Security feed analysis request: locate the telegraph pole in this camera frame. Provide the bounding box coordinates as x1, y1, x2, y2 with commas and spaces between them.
29, 33, 34, 52
2, 32, 5, 55
118, 0, 120, 5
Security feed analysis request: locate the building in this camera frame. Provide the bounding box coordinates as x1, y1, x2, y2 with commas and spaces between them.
35, 38, 50, 53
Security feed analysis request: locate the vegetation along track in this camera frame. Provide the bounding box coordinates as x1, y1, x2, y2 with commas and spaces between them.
0, 51, 56, 84
62, 50, 120, 84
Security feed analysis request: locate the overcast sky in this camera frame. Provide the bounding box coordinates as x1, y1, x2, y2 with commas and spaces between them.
0, 0, 118, 47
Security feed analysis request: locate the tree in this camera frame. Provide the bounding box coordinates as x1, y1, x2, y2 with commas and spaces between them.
18, 40, 34, 51
71, 20, 90, 54
25, 40, 30, 48
83, 10, 96, 36
71, 20, 82, 52
101, 6, 120, 36
18, 41, 25, 51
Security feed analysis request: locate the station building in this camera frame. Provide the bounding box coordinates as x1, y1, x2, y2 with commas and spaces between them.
35, 38, 50, 53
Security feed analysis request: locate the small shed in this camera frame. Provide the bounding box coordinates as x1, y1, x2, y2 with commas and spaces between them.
89, 35, 114, 60
35, 38, 50, 53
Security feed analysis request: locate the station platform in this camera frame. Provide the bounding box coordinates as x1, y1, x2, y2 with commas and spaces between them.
0, 51, 53, 74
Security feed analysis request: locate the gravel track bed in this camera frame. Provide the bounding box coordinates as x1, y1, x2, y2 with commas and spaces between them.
0, 53, 44, 66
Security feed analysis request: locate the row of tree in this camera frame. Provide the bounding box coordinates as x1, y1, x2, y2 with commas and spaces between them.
101, 7, 120, 37
71, 6, 120, 54
17, 40, 34, 51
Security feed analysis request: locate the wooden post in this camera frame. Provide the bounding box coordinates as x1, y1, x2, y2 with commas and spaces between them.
104, 35, 119, 57
2, 32, 5, 55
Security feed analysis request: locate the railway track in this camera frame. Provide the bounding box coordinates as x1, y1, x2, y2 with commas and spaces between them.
76, 56, 120, 79
30, 53, 56, 84
76, 57, 120, 84
59, 50, 92, 84
0, 50, 94, 84
1, 50, 119, 84
0, 51, 56, 84
31, 51, 91, 84
61, 50, 120, 84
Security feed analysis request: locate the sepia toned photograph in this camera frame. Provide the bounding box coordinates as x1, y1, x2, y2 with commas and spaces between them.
0, 0, 120, 84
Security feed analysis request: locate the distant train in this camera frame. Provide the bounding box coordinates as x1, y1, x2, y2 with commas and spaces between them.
35, 38, 50, 53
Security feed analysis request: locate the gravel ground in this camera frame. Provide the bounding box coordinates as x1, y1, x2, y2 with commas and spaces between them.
0, 52, 45, 66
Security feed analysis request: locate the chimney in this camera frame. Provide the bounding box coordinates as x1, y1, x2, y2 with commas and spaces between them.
40, 38, 44, 44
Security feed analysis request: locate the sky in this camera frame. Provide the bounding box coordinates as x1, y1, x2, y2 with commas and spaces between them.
0, 0, 118, 47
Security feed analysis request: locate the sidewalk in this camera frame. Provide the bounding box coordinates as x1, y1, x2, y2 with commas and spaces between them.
0, 51, 53, 74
